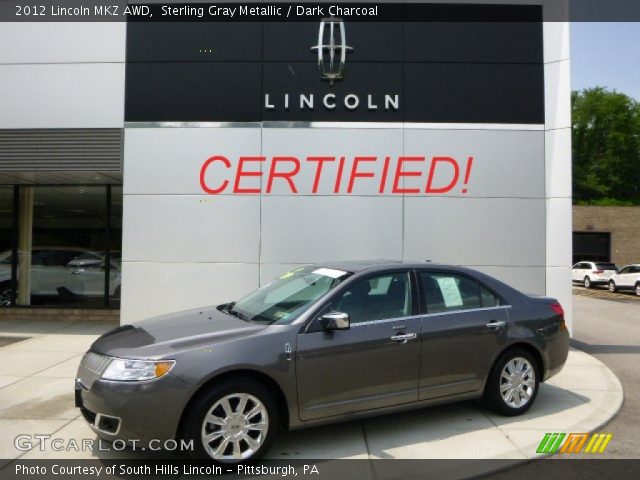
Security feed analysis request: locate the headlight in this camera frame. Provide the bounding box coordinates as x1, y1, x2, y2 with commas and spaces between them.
101, 358, 175, 381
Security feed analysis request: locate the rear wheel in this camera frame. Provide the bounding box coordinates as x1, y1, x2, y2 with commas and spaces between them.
636, 283, 640, 297
182, 378, 278, 463
0, 282, 11, 306
483, 348, 540, 416
584, 276, 591, 288
609, 281, 617, 293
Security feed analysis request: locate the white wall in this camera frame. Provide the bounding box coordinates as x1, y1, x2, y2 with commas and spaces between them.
0, 23, 125, 128
121, 125, 557, 323
543, 21, 573, 331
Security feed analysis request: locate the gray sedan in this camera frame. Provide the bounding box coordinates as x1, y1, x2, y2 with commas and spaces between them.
76, 261, 569, 463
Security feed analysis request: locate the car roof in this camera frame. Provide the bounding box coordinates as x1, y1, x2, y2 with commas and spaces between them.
314, 259, 471, 274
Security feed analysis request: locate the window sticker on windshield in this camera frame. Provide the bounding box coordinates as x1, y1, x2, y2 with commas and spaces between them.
436, 277, 463, 307
312, 268, 348, 279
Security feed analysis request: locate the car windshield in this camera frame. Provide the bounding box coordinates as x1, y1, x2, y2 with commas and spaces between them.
596, 263, 618, 271
226, 266, 350, 325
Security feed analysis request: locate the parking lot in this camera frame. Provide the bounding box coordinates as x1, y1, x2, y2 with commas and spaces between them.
573, 285, 640, 303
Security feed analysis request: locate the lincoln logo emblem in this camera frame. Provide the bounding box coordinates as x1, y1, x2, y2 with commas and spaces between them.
311, 18, 353, 84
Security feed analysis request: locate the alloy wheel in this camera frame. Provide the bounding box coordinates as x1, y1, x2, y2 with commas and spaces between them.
0, 288, 11, 307
609, 282, 616, 293
499, 357, 536, 408
201, 393, 269, 461
584, 277, 591, 288
636, 284, 640, 297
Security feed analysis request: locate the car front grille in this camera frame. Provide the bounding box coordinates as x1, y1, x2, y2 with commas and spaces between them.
77, 352, 111, 389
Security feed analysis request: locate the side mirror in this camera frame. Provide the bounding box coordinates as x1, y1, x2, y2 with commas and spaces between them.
320, 311, 350, 331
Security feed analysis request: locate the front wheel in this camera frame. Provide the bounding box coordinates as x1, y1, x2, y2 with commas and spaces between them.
584, 276, 591, 288
609, 281, 617, 293
636, 283, 640, 297
182, 378, 278, 463
483, 348, 540, 416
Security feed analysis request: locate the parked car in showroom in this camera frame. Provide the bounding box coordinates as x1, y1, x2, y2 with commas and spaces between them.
75, 261, 569, 463
0, 247, 121, 305
571, 261, 618, 288
608, 264, 640, 296
63, 251, 121, 299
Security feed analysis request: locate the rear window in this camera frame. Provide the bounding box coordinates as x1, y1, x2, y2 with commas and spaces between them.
596, 263, 617, 271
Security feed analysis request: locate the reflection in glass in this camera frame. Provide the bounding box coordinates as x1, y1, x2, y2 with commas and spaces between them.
0, 187, 14, 306
24, 186, 107, 307
109, 187, 123, 308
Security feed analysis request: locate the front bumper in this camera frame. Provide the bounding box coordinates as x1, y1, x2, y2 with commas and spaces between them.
75, 373, 194, 446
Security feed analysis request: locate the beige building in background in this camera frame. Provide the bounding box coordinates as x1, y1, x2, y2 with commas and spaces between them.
573, 206, 640, 267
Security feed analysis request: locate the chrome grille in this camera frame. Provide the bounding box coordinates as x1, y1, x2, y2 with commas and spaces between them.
77, 352, 111, 389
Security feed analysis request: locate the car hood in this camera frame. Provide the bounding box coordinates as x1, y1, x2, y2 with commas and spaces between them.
90, 306, 267, 358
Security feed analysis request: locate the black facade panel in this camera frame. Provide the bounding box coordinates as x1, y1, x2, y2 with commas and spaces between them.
263, 22, 403, 62
262, 62, 403, 122
126, 22, 263, 62
124, 5, 545, 124
404, 22, 543, 64
404, 63, 544, 124
125, 63, 261, 122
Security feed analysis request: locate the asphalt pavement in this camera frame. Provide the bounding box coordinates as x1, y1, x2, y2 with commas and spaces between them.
486, 292, 639, 478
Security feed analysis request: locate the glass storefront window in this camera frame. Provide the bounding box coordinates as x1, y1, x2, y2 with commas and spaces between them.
0, 187, 15, 307
0, 185, 122, 309
109, 187, 123, 308
27, 187, 106, 306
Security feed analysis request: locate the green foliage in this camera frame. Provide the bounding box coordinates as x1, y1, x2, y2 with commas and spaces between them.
572, 87, 640, 205
574, 198, 634, 207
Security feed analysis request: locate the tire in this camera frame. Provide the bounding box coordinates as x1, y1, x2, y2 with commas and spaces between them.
181, 378, 279, 463
636, 283, 640, 297
584, 276, 591, 288
609, 281, 617, 293
0, 281, 11, 306
483, 348, 540, 416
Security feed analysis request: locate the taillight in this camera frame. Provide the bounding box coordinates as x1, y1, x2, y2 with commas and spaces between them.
593, 270, 604, 274
551, 302, 568, 331
551, 302, 564, 317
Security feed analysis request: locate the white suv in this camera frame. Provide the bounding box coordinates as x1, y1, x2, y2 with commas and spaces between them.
572, 261, 619, 288
608, 265, 640, 296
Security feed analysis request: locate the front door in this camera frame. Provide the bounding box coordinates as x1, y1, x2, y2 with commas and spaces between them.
417, 271, 509, 400
296, 271, 421, 421
616, 266, 636, 288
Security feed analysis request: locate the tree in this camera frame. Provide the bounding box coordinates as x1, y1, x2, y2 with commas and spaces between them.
572, 87, 640, 205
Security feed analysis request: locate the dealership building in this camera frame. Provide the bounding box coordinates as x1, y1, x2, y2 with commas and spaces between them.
0, 1, 573, 329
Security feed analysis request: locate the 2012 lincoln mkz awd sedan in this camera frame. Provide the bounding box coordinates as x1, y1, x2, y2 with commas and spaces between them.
76, 261, 569, 463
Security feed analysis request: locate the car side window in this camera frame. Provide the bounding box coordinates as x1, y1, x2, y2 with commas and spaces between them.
420, 272, 482, 314
328, 272, 411, 324
619, 267, 630, 274
31, 250, 56, 266
479, 284, 500, 307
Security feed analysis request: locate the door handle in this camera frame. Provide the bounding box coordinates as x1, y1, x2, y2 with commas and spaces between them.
71, 271, 81, 275
486, 320, 507, 329
390, 333, 417, 343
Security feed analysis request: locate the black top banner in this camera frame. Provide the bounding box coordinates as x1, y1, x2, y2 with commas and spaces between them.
4, 0, 640, 22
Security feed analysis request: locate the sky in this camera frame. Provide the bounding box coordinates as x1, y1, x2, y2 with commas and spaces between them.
571, 22, 640, 100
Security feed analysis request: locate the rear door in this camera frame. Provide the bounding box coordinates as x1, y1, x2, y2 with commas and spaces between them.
417, 270, 510, 400
296, 270, 421, 420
